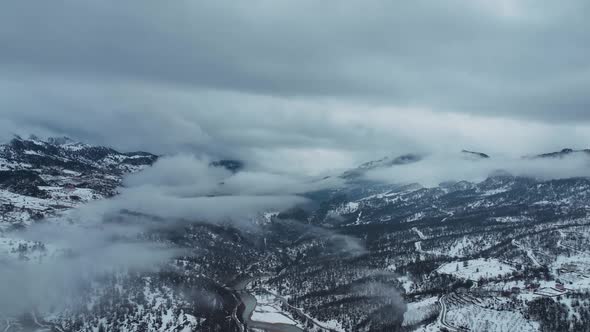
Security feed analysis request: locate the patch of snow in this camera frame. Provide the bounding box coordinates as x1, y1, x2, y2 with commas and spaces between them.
437, 258, 516, 281
251, 308, 296, 325
405, 212, 425, 223
412, 227, 426, 240
446, 304, 538, 332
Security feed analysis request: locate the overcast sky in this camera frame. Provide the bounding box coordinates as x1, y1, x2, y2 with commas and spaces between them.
1, 0, 589, 175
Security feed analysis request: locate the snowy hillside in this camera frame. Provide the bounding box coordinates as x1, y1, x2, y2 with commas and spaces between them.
0, 136, 157, 227
4, 145, 590, 332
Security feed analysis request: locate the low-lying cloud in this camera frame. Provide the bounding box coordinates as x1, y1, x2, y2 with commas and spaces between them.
0, 217, 179, 316
0, 153, 341, 317
365, 152, 590, 186
107, 154, 342, 224
352, 281, 407, 328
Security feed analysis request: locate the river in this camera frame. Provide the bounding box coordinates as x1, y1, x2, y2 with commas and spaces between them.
232, 277, 305, 332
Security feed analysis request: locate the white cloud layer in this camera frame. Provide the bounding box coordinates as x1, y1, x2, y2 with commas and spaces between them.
366, 152, 590, 187
1, 0, 590, 175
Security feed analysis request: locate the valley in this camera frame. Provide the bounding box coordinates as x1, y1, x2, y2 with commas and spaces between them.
2, 137, 590, 331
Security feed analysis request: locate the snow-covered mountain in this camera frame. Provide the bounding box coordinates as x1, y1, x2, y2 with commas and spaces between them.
341, 153, 423, 179
0, 136, 157, 226
461, 149, 490, 159
3, 142, 590, 332
340, 149, 492, 180
533, 148, 590, 159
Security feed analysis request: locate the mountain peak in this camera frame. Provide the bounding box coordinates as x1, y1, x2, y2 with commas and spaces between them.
10, 135, 84, 148
341, 153, 422, 179
2, 136, 158, 175
0, 136, 159, 226
461, 150, 490, 159
534, 148, 590, 159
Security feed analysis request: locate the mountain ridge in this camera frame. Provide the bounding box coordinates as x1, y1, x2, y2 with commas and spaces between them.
3, 138, 590, 332
0, 136, 158, 226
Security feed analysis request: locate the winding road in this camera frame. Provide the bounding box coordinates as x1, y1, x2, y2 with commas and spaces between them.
557, 230, 584, 254
512, 239, 542, 267
438, 295, 457, 332
231, 275, 342, 332
412, 227, 426, 259
437, 295, 468, 332
262, 290, 340, 332
411, 227, 427, 240
31, 311, 51, 331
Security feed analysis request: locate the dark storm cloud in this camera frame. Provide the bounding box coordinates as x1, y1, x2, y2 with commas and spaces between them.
1, 0, 590, 120
1, 0, 590, 172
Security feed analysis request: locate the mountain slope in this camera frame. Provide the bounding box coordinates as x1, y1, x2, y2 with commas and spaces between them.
0, 136, 157, 226
3, 143, 590, 332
